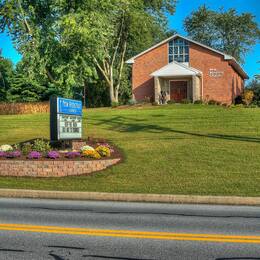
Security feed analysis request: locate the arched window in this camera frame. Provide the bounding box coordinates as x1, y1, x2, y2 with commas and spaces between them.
169, 38, 189, 63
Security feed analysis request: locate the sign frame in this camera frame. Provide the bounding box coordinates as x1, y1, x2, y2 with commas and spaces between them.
50, 96, 83, 141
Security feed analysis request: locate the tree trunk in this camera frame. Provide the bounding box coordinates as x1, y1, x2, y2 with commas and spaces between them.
83, 81, 87, 108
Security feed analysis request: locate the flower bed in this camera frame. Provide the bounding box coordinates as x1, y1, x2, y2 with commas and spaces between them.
0, 138, 122, 177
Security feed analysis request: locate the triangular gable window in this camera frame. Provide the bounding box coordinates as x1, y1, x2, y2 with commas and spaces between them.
169, 38, 189, 63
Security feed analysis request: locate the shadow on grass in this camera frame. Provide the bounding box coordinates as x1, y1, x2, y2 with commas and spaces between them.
93, 116, 260, 143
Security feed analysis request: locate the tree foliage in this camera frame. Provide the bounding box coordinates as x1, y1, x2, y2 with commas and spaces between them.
0, 50, 14, 101
0, 0, 177, 105
184, 5, 260, 63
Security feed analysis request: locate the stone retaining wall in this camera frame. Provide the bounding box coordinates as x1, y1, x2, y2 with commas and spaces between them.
0, 158, 121, 177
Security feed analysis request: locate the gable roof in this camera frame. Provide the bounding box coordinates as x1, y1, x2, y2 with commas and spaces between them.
126, 34, 249, 79
151, 60, 202, 77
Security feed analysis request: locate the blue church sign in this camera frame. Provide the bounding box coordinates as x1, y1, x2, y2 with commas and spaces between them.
57, 97, 82, 116
50, 96, 83, 141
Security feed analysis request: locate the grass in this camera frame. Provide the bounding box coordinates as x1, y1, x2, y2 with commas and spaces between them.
0, 104, 260, 196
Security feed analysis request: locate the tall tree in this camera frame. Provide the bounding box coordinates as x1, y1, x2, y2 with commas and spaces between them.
0, 0, 177, 104
184, 6, 260, 63
0, 50, 14, 101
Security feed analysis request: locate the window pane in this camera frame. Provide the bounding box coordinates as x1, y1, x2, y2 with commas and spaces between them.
179, 46, 183, 54
169, 46, 173, 55
169, 40, 173, 47
184, 46, 189, 54
185, 55, 189, 62
169, 55, 173, 63
174, 46, 178, 54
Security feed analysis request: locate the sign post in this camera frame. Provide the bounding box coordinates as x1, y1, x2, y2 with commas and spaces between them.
50, 96, 83, 142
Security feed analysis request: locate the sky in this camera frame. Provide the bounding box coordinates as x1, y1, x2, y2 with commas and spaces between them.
0, 0, 259, 79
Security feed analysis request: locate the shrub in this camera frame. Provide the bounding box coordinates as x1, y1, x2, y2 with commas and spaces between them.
28, 151, 41, 159
167, 100, 175, 104
47, 151, 60, 159
97, 143, 114, 153
193, 100, 203, 104
21, 142, 33, 155
65, 151, 81, 159
32, 139, 51, 154
0, 144, 13, 152
111, 101, 119, 108
234, 95, 243, 105
0, 151, 6, 157
0, 102, 49, 115
80, 145, 95, 152
208, 100, 218, 105
181, 99, 191, 104
243, 90, 254, 106
128, 98, 137, 105
96, 145, 111, 157
235, 104, 245, 108
81, 150, 101, 159
5, 150, 21, 158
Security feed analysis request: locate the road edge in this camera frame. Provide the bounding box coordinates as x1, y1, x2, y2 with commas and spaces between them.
0, 189, 260, 205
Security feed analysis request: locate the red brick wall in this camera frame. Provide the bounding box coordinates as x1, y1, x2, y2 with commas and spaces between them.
132, 43, 168, 100
0, 158, 121, 177
131, 39, 245, 104
189, 43, 244, 104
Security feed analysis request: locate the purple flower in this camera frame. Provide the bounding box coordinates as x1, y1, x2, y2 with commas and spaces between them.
65, 152, 81, 159
0, 151, 6, 157
5, 150, 21, 158
47, 151, 60, 159
28, 151, 41, 159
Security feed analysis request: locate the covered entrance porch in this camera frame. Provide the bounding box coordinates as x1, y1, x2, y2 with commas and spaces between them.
151, 61, 202, 104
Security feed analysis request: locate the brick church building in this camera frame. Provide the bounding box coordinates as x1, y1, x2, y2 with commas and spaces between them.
126, 34, 248, 104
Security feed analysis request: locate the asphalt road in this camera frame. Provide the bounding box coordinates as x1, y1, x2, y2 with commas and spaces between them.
0, 198, 260, 260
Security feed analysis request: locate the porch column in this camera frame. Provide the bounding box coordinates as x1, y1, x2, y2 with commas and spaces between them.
192, 75, 201, 102
154, 76, 161, 104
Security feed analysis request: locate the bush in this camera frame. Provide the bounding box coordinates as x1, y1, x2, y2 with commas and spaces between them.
128, 98, 137, 105
81, 149, 101, 159
111, 101, 119, 108
167, 100, 175, 104
80, 145, 95, 152
21, 142, 32, 155
181, 99, 191, 104
97, 143, 114, 153
5, 150, 21, 158
235, 104, 244, 108
32, 139, 51, 154
65, 151, 81, 159
0, 144, 13, 152
47, 151, 60, 159
208, 100, 218, 105
193, 100, 203, 104
0, 102, 49, 115
95, 145, 111, 157
243, 90, 254, 106
0, 151, 6, 157
234, 95, 243, 105
28, 151, 41, 159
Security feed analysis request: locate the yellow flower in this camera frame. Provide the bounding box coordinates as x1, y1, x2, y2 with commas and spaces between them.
95, 145, 111, 157
82, 149, 101, 159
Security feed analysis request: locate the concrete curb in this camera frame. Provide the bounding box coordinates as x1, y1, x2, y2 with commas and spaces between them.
0, 189, 260, 205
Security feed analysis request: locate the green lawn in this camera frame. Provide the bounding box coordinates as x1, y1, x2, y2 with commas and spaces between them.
0, 104, 260, 196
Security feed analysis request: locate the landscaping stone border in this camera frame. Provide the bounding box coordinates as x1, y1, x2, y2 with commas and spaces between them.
0, 158, 121, 177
